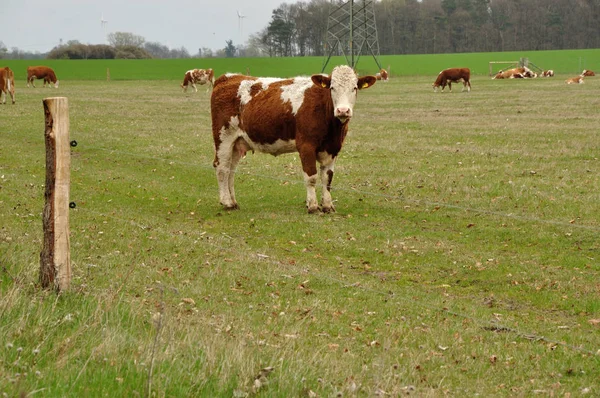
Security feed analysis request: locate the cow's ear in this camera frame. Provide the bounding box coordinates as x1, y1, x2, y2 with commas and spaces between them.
312, 74, 331, 89
357, 75, 377, 90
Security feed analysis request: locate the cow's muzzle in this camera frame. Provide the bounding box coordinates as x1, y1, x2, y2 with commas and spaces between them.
335, 107, 352, 123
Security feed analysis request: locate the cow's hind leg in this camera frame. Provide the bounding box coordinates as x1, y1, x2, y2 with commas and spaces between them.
461, 79, 470, 92
226, 138, 250, 209
214, 133, 242, 210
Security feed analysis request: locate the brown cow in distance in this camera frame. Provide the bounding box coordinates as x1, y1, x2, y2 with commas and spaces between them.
0, 67, 16, 104
433, 68, 471, 92
541, 70, 554, 77
565, 76, 584, 84
181, 68, 214, 92
210, 65, 377, 213
376, 68, 389, 82
27, 66, 59, 88
581, 70, 595, 77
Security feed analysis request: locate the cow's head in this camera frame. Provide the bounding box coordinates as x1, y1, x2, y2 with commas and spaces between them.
311, 65, 376, 123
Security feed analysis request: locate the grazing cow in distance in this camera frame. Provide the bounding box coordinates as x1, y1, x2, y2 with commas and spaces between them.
565, 76, 584, 84
27, 66, 59, 88
581, 70, 595, 77
376, 68, 389, 82
0, 67, 16, 104
210, 65, 377, 213
181, 68, 214, 92
541, 70, 554, 77
432, 68, 471, 93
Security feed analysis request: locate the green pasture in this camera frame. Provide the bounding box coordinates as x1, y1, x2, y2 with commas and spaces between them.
1, 62, 599, 397
3, 48, 599, 81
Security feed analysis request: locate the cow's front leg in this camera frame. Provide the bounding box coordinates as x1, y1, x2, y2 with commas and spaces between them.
448, 81, 452, 92
192, 83, 198, 93
318, 152, 336, 213
299, 146, 319, 213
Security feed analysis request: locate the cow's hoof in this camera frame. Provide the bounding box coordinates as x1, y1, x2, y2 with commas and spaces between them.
222, 203, 239, 210
307, 205, 319, 214
321, 206, 335, 213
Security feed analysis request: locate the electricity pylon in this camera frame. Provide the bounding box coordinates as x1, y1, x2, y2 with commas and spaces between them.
322, 0, 382, 72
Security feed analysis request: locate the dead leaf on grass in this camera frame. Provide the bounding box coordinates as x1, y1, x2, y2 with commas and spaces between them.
252, 366, 275, 393
180, 298, 195, 306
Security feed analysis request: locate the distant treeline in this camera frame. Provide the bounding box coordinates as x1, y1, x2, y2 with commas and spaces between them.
253, 0, 600, 57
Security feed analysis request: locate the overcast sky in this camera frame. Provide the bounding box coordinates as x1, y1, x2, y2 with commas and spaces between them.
1, 0, 288, 54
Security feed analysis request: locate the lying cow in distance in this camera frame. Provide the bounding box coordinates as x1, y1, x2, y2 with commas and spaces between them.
492, 67, 536, 79
376, 68, 389, 82
27, 66, 59, 88
0, 67, 16, 104
181, 68, 214, 92
210, 65, 377, 213
565, 76, 584, 84
541, 70, 554, 77
581, 69, 595, 77
432, 68, 471, 93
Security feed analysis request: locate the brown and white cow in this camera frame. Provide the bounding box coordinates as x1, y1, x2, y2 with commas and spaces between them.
27, 66, 59, 88
0, 67, 16, 104
181, 68, 214, 92
375, 68, 389, 82
565, 76, 584, 84
581, 70, 595, 77
492, 67, 536, 79
210, 65, 377, 213
432, 68, 471, 93
541, 70, 554, 77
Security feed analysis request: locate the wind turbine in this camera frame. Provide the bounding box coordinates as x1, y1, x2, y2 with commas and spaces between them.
237, 10, 246, 44
100, 13, 108, 43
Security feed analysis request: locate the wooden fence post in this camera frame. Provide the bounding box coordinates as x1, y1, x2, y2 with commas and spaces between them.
40, 97, 71, 292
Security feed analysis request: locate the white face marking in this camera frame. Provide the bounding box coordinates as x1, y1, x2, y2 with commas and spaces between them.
329, 65, 359, 121
280, 77, 313, 115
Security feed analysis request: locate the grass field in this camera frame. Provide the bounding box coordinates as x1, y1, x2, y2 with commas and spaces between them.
1, 63, 599, 397
3, 48, 600, 81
